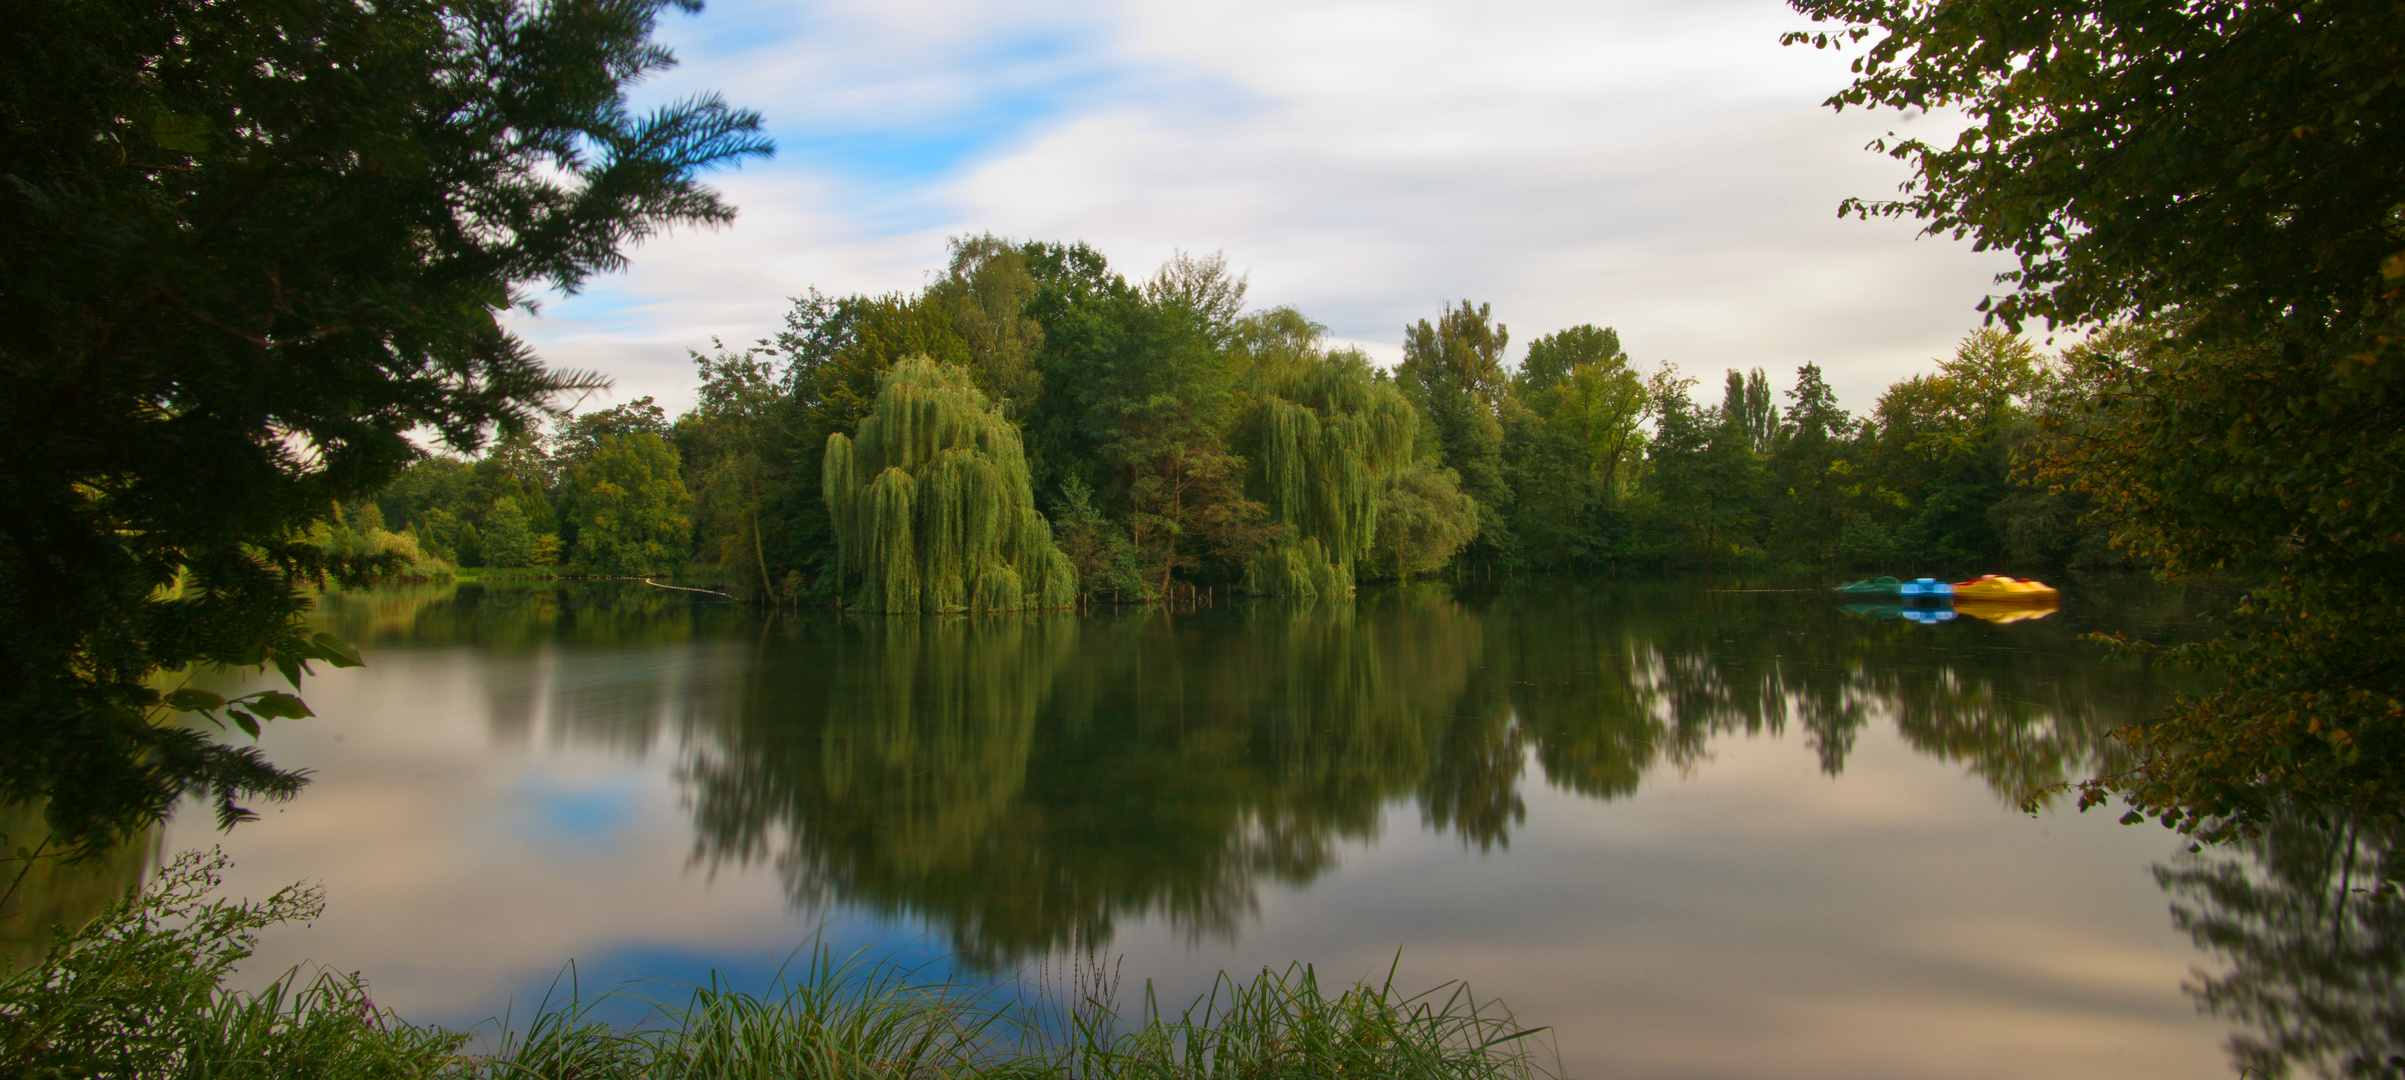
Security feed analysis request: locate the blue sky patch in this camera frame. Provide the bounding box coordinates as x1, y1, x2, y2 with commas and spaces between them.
514, 774, 643, 843
422, 914, 986, 1035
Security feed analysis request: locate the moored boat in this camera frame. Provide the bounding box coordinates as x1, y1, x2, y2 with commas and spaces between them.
1835, 576, 1954, 598
1951, 575, 2059, 603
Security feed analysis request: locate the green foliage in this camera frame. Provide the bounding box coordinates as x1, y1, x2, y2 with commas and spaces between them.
308, 503, 454, 582
1027, 250, 1269, 593
1499, 407, 1599, 571
824, 359, 1077, 613
1073, 961, 1550, 1080
933, 234, 1049, 410
0, 848, 463, 1077
480, 498, 541, 570
1244, 539, 1353, 600
1725, 369, 1781, 456
563, 433, 694, 577
1053, 477, 1147, 600
0, 0, 766, 852
776, 288, 982, 601
1784, 0, 2403, 343
1503, 328, 1653, 572
346, 241, 2119, 601
1792, 0, 2405, 836
1640, 365, 1763, 569
414, 508, 478, 567
2037, 329, 2405, 839
1141, 250, 1252, 347
1241, 346, 1417, 596
1398, 303, 1513, 553
1764, 364, 1855, 565
373, 458, 471, 546
678, 343, 799, 604
4, 844, 1557, 1079
1542, 353, 1650, 501
1846, 330, 2047, 565
0, 803, 150, 975
557, 396, 674, 472
785, 290, 976, 452
1517, 324, 1624, 397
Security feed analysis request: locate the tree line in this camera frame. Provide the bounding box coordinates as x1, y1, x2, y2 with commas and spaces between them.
360, 239, 2133, 604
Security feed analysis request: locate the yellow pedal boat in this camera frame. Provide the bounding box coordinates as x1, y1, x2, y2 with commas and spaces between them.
1951, 575, 2060, 603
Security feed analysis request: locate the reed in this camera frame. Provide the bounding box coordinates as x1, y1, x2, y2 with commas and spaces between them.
1, 850, 1557, 1080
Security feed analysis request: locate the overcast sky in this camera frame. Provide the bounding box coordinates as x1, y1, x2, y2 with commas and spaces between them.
508, 0, 2020, 421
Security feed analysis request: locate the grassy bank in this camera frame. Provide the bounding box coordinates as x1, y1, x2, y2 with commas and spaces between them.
0, 851, 1556, 1079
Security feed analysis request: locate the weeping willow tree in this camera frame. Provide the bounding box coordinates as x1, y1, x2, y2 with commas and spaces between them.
824, 358, 1077, 613
1243, 347, 1417, 597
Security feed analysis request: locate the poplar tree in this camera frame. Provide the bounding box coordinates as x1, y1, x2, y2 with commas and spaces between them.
823, 359, 1077, 614
1399, 302, 1514, 553
931, 235, 1045, 410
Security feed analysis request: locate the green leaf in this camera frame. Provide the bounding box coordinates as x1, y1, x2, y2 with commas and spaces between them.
229, 710, 262, 739
308, 632, 364, 668
151, 113, 211, 154
163, 688, 226, 712
242, 691, 313, 720
272, 653, 302, 687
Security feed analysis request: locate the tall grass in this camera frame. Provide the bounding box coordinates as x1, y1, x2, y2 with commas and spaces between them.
0, 851, 1558, 1080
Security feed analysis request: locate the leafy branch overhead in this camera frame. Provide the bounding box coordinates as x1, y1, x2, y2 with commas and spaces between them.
0, 0, 769, 854
1789, 0, 2405, 840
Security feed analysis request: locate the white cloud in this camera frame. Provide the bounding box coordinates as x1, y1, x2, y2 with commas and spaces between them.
512, 0, 2017, 420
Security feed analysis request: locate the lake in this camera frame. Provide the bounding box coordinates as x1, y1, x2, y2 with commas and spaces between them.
9, 576, 2339, 1076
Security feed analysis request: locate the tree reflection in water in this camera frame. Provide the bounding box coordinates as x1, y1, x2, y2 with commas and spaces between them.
0, 800, 153, 971
2158, 811, 2405, 1079
668, 577, 2203, 965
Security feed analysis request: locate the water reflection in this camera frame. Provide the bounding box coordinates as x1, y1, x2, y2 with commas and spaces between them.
1841, 599, 2062, 625
682, 596, 1488, 963
2158, 811, 2405, 1078
1842, 601, 1961, 624
294, 577, 2205, 967
0, 801, 153, 971
639, 580, 2194, 963
319, 582, 752, 756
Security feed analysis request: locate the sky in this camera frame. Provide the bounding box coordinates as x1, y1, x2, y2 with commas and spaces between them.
508, 0, 2021, 421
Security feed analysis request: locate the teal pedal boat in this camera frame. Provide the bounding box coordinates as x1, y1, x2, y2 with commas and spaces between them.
1834, 576, 1955, 599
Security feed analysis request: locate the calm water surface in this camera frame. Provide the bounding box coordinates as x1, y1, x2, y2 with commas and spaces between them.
23, 576, 2368, 1077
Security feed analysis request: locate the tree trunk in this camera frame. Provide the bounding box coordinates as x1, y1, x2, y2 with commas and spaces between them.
746, 466, 773, 605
